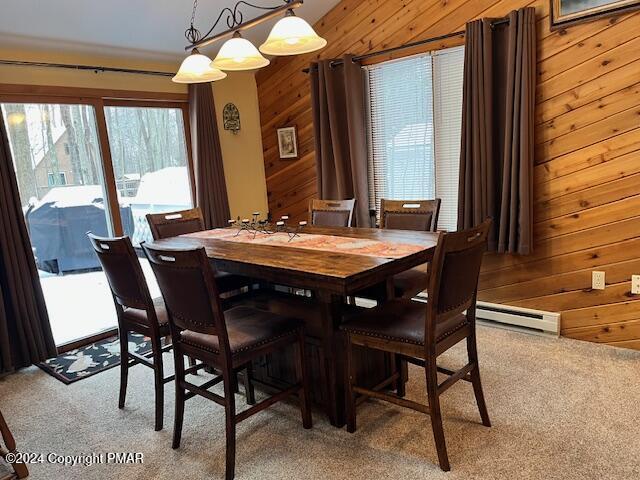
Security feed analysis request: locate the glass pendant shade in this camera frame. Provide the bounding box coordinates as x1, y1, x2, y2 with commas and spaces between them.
212, 34, 270, 71
172, 49, 227, 83
260, 15, 327, 56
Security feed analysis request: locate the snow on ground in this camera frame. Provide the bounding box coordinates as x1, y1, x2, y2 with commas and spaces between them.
40, 259, 161, 345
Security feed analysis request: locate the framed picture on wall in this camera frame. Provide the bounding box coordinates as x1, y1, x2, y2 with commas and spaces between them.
277, 127, 298, 159
550, 0, 640, 29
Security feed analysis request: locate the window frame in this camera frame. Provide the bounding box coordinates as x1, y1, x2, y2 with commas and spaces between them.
0, 84, 195, 238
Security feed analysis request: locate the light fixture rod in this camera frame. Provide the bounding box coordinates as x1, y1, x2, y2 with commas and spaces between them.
185, 0, 304, 51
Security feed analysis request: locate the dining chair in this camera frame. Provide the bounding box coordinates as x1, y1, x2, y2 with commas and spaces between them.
0, 408, 28, 479
142, 243, 312, 480
309, 198, 356, 227
354, 199, 441, 304
380, 198, 441, 231
146, 207, 253, 294
382, 198, 441, 299
87, 233, 204, 431
340, 219, 492, 471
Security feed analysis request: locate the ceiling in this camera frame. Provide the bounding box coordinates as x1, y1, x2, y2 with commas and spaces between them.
0, 0, 340, 62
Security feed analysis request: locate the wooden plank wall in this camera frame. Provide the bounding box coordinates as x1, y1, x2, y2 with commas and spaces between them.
255, 0, 640, 349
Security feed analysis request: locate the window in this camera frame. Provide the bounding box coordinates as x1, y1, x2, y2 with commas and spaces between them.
366, 46, 465, 231
104, 105, 192, 246
1, 94, 192, 347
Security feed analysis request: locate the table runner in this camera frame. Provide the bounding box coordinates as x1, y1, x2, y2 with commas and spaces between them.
183, 228, 426, 259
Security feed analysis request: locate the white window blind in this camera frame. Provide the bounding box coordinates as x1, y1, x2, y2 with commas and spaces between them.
365, 46, 464, 231
433, 46, 465, 231
366, 55, 435, 212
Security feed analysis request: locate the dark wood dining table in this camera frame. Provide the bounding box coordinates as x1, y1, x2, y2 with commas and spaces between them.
153, 225, 438, 427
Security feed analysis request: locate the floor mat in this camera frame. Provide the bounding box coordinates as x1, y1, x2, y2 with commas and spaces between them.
38, 333, 155, 384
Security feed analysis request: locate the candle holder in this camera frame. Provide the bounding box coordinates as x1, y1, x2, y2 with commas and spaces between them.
228, 213, 307, 241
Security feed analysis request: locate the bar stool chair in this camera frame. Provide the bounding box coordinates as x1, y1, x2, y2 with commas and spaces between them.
142, 243, 312, 480
341, 219, 492, 471
88, 233, 205, 431
381, 199, 441, 299
146, 207, 253, 294
309, 198, 356, 227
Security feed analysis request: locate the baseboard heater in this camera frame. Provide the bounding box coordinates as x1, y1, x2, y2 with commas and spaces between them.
415, 294, 560, 336
475, 301, 559, 336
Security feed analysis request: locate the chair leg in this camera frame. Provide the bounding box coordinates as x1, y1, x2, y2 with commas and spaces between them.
243, 364, 256, 405
426, 360, 450, 472
11, 461, 29, 480
188, 357, 197, 369
172, 351, 186, 449
223, 372, 237, 480
294, 331, 312, 429
118, 327, 129, 409
394, 354, 406, 398
345, 335, 357, 433
231, 371, 240, 394
467, 332, 491, 427
151, 335, 165, 431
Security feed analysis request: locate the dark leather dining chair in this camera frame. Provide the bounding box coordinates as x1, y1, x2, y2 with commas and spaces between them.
359, 199, 441, 300
0, 408, 28, 478
309, 198, 356, 227
146, 207, 253, 294
142, 243, 312, 480
88, 233, 205, 431
380, 198, 441, 231
382, 199, 441, 299
341, 219, 492, 471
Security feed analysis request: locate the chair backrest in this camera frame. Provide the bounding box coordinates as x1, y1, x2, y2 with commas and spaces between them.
87, 233, 152, 311
425, 219, 491, 345
141, 243, 230, 356
146, 207, 205, 240
380, 199, 441, 232
309, 198, 356, 227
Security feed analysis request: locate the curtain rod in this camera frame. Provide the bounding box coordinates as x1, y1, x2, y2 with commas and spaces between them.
302, 17, 510, 73
0, 59, 174, 77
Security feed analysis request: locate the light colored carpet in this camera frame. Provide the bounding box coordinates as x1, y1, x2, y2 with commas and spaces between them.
1, 326, 639, 480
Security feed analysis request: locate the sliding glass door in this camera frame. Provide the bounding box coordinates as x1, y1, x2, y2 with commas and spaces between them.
103, 103, 193, 296
104, 104, 192, 246
1, 96, 193, 347
1, 102, 119, 345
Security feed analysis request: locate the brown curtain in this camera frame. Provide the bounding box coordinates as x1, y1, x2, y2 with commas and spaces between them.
189, 83, 231, 229
458, 8, 536, 254
310, 54, 370, 227
0, 113, 57, 374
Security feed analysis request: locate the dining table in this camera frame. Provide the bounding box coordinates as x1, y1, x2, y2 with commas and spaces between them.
153, 225, 439, 427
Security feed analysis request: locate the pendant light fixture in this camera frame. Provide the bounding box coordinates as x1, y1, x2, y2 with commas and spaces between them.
260, 10, 327, 56
173, 48, 227, 83
174, 0, 327, 82
212, 32, 270, 71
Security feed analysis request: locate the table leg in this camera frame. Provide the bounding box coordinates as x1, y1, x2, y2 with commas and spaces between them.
317, 291, 346, 427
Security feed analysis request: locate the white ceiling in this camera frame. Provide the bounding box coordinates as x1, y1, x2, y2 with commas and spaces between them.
0, 0, 339, 62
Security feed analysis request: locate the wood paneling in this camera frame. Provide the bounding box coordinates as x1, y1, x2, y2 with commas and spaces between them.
256, 0, 640, 349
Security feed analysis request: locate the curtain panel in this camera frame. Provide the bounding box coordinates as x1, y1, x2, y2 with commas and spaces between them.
188, 83, 231, 229
310, 54, 371, 227
458, 8, 536, 255
0, 114, 57, 374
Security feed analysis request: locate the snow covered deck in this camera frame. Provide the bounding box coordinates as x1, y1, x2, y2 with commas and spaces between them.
41, 259, 161, 346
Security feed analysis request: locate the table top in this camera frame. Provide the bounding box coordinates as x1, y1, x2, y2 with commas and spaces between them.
152, 226, 438, 295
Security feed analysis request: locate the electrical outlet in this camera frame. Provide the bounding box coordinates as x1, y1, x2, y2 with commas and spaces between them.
632, 275, 640, 295
592, 271, 605, 290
